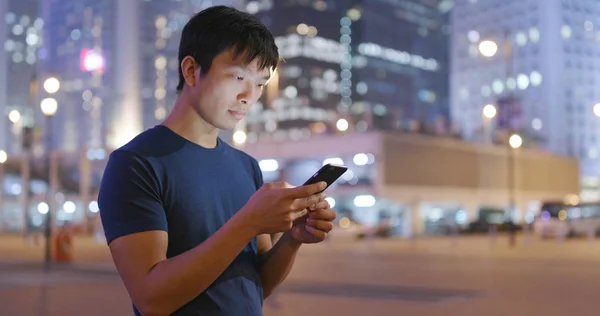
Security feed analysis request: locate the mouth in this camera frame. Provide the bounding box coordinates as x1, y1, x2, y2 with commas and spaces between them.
228, 110, 247, 120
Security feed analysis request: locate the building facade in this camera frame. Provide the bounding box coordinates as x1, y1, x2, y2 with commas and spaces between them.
0, 0, 42, 155
450, 0, 600, 199
238, 0, 450, 144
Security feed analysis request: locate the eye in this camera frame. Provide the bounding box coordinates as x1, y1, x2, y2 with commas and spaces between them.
256, 83, 265, 87
234, 75, 244, 81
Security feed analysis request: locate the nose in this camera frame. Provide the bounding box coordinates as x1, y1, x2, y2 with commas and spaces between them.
237, 83, 259, 105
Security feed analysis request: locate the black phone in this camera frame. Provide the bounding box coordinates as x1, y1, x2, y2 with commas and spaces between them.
302, 163, 348, 193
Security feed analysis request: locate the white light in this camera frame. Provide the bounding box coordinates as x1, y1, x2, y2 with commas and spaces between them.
37, 202, 49, 215
342, 169, 354, 181
515, 32, 527, 46
63, 201, 76, 214
8, 110, 21, 123
509, 134, 523, 149
154, 56, 167, 70
506, 77, 517, 90
0, 150, 7, 164
233, 131, 247, 145
82, 49, 105, 72
353, 153, 369, 166
594, 103, 600, 117
296, 23, 309, 35
492, 80, 504, 94
325, 197, 336, 208
561, 25, 572, 39
482, 104, 497, 119
354, 194, 376, 207
366, 153, 375, 164
529, 27, 540, 42
517, 74, 529, 90
323, 157, 344, 166
478, 40, 498, 57
284, 86, 298, 98
467, 30, 480, 43
40, 98, 58, 116
455, 210, 468, 224
88, 201, 99, 213
258, 159, 279, 172
246, 1, 260, 14
26, 33, 38, 46
336, 118, 349, 131
530, 71, 542, 86
531, 118, 543, 131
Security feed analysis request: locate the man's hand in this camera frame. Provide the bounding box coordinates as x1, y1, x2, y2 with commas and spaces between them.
290, 199, 336, 244
239, 181, 327, 236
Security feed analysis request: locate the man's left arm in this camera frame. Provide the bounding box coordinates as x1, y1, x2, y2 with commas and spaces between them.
258, 202, 336, 298
257, 232, 302, 299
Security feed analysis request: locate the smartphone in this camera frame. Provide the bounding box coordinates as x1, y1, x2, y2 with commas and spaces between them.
302, 163, 348, 193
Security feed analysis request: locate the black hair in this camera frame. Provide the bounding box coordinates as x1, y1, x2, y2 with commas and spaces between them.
176, 5, 280, 92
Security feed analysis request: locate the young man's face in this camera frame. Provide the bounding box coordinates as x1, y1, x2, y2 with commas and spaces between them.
188, 49, 273, 131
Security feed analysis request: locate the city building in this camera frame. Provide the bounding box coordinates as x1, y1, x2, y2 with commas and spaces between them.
450, 0, 600, 200
237, 0, 451, 145
0, 0, 242, 233
0, 0, 42, 155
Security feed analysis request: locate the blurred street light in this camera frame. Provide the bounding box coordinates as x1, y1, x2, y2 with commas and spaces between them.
509, 134, 523, 149
478, 40, 498, 57
43, 77, 60, 94
8, 110, 21, 123
40, 98, 58, 116
0, 150, 7, 164
482, 104, 497, 119
336, 118, 349, 132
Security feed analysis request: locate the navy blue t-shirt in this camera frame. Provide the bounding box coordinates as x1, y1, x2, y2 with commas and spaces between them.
98, 125, 265, 316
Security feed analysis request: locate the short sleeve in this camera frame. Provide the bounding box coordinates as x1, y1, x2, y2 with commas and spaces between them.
98, 150, 167, 245
249, 157, 264, 190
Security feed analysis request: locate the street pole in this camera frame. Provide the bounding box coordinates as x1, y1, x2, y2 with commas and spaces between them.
508, 142, 517, 247
0, 160, 4, 232
43, 115, 53, 270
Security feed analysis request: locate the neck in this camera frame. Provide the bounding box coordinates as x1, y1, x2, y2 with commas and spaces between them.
162, 92, 220, 149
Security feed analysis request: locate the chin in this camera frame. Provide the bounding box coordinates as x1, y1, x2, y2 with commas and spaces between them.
216, 121, 239, 131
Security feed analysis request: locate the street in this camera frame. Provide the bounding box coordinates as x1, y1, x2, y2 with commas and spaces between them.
0, 233, 599, 315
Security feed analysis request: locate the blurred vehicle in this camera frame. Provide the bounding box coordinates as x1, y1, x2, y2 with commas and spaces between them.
534, 201, 600, 238
461, 207, 521, 234
355, 218, 396, 239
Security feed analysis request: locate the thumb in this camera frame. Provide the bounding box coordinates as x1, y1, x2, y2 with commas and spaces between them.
286, 181, 327, 199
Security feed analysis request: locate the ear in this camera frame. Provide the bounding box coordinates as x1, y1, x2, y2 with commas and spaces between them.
181, 56, 200, 88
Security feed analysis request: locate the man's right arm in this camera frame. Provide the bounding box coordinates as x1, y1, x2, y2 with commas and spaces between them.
99, 151, 257, 316
109, 218, 255, 316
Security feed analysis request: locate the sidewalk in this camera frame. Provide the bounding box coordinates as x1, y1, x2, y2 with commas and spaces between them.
0, 233, 115, 270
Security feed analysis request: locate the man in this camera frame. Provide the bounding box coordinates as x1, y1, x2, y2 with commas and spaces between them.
98, 5, 336, 316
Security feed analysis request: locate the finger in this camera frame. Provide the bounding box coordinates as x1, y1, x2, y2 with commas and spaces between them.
309, 200, 331, 211
306, 218, 334, 233
286, 181, 327, 199
305, 225, 327, 240
308, 208, 337, 221
293, 193, 326, 210
291, 209, 308, 221
265, 181, 291, 190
